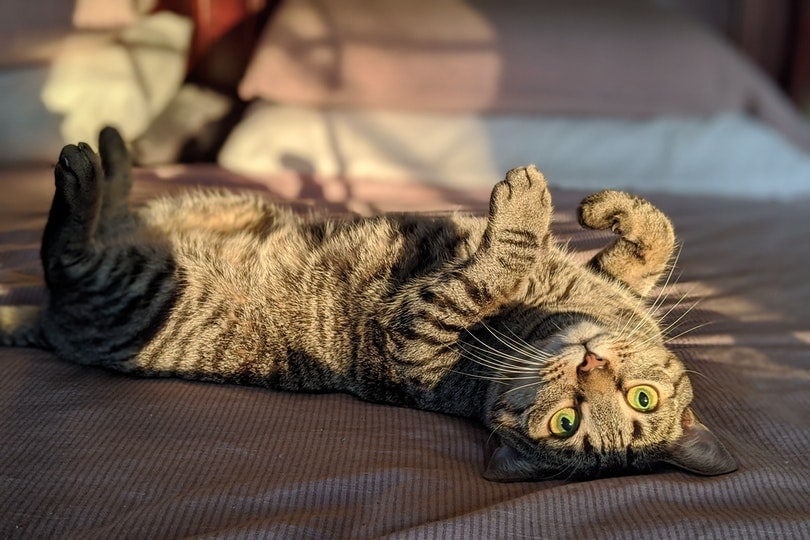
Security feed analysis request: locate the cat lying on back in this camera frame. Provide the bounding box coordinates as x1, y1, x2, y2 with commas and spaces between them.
1, 127, 736, 481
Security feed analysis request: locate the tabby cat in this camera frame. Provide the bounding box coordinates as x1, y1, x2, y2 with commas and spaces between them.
1, 127, 736, 481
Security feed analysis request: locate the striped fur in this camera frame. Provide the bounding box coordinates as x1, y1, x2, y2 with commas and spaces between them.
2, 128, 736, 481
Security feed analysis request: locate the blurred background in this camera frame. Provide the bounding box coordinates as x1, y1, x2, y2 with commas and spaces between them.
1, 0, 809, 200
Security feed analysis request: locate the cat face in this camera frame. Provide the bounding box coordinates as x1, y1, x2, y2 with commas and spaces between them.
477, 317, 737, 481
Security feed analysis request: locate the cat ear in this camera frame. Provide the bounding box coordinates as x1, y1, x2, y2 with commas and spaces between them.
483, 443, 557, 482
662, 407, 737, 476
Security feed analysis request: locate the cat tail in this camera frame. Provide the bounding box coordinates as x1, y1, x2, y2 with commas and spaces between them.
0, 305, 48, 348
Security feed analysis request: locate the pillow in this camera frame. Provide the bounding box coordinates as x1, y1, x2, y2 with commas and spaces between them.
0, 12, 192, 164
239, 0, 810, 150
218, 102, 810, 200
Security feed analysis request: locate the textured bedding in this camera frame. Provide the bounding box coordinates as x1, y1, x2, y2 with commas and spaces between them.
1, 164, 808, 537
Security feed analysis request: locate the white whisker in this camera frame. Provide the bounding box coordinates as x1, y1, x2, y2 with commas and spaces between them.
482, 320, 553, 360
681, 368, 708, 380
504, 378, 542, 395
664, 320, 715, 344
450, 369, 537, 384
659, 296, 703, 338
458, 341, 540, 371
655, 284, 699, 328
647, 242, 683, 316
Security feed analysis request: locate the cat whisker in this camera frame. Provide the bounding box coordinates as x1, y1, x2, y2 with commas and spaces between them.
646, 242, 683, 317
457, 334, 533, 363
459, 345, 541, 371
623, 314, 650, 344
621, 291, 660, 343
623, 291, 704, 351
620, 258, 685, 344
478, 322, 536, 360
450, 369, 537, 384
647, 272, 685, 324
462, 327, 553, 369
537, 357, 566, 376
456, 344, 542, 376
659, 297, 703, 338
480, 320, 554, 361
487, 420, 511, 449
455, 347, 537, 374
503, 378, 543, 395
663, 320, 715, 344
498, 322, 552, 360
681, 368, 708, 380
539, 458, 580, 482
654, 285, 699, 328
480, 320, 554, 358
458, 363, 536, 381
613, 260, 668, 340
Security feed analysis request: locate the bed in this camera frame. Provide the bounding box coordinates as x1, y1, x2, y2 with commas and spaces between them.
2, 0, 809, 537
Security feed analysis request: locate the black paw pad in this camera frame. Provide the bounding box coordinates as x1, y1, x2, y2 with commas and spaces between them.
54, 143, 102, 209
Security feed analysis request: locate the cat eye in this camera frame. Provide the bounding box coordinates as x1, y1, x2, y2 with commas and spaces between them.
549, 407, 580, 438
626, 385, 659, 412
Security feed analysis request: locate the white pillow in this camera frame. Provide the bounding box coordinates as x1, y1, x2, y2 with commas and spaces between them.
0, 12, 191, 164
218, 102, 810, 200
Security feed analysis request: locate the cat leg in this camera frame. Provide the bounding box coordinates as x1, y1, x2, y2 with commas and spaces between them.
41, 142, 105, 286
96, 126, 294, 237
381, 165, 552, 385
577, 190, 675, 297
141, 189, 297, 237
97, 126, 135, 235
40, 139, 176, 365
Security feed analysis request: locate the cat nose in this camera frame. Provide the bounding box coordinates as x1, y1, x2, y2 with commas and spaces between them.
579, 352, 607, 372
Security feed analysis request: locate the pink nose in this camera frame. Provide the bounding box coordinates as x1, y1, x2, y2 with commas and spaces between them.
579, 352, 607, 372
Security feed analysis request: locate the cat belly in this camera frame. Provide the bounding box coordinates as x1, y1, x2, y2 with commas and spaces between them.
117, 230, 374, 392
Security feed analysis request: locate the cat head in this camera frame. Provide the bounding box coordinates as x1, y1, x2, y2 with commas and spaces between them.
476, 315, 737, 482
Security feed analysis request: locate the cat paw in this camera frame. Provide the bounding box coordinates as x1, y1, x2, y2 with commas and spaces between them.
577, 190, 676, 296
577, 190, 672, 245
99, 126, 132, 204
577, 190, 632, 230
55, 143, 104, 215
487, 165, 552, 244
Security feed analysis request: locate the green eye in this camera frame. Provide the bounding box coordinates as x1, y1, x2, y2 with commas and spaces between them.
549, 407, 580, 438
627, 385, 659, 412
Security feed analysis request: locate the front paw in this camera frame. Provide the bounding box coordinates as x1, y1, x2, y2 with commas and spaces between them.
577, 190, 639, 233
486, 165, 552, 247
476, 165, 553, 277
577, 190, 673, 246
577, 190, 676, 296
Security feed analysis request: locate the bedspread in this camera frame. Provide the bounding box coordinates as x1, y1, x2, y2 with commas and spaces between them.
1, 165, 808, 538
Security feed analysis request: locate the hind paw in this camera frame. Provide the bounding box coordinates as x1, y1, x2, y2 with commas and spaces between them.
42, 142, 104, 273
99, 126, 132, 210
55, 143, 103, 218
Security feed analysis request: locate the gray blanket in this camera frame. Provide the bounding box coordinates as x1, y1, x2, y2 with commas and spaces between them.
1, 165, 808, 538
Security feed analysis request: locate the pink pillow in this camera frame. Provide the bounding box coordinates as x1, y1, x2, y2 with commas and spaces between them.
239, 0, 810, 149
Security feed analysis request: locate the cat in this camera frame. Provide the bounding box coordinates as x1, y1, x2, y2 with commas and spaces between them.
0, 127, 736, 481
